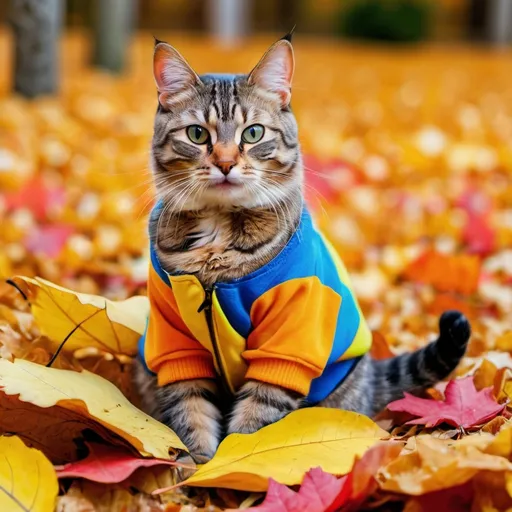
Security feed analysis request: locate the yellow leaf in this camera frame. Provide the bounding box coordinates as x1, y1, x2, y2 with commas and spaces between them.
496, 332, 512, 353
378, 436, 512, 495
10, 276, 148, 355
0, 358, 187, 460
181, 408, 387, 491
0, 435, 58, 512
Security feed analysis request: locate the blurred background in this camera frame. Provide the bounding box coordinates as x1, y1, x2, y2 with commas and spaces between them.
0, 0, 511, 355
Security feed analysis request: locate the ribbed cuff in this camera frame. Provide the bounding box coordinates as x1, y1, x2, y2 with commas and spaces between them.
245, 358, 318, 396
157, 356, 216, 386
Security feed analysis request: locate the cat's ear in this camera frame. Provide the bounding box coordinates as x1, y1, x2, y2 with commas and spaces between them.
248, 39, 295, 107
153, 42, 200, 108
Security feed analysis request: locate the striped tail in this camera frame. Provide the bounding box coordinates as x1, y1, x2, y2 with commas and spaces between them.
372, 310, 471, 409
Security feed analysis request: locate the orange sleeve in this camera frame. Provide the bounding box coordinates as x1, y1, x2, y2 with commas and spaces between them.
145, 265, 216, 386
244, 277, 341, 396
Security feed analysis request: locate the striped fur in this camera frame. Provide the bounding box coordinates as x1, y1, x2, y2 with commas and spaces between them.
320, 311, 471, 415
134, 37, 471, 462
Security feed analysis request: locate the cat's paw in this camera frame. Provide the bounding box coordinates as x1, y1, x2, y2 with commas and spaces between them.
439, 310, 471, 346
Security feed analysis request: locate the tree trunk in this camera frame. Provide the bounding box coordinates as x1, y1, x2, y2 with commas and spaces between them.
92, 0, 137, 73
10, 0, 63, 98
208, 0, 252, 47
487, 0, 512, 45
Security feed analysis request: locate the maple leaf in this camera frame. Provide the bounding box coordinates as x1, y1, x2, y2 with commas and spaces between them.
242, 442, 402, 512
55, 442, 180, 484
387, 377, 505, 429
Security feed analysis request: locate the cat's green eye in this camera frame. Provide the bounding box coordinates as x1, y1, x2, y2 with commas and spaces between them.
187, 125, 209, 145
241, 124, 265, 144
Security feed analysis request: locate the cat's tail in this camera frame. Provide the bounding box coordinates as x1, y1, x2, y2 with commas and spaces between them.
371, 310, 471, 412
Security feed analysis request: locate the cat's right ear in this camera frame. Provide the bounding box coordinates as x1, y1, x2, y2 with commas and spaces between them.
153, 42, 200, 108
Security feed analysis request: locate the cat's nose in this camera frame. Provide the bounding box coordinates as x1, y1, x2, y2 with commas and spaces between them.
217, 160, 236, 175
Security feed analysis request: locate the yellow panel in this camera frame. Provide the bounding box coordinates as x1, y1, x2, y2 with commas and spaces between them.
321, 234, 373, 360
212, 292, 248, 393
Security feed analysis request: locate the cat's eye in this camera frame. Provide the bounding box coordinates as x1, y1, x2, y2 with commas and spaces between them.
187, 125, 209, 144
241, 124, 265, 144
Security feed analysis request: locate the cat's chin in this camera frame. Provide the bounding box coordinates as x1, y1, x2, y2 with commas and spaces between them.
199, 185, 266, 209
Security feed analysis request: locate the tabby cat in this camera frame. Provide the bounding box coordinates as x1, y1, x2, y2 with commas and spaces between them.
134, 35, 471, 463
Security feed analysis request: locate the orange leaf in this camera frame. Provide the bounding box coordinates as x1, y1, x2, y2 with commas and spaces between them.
370, 331, 395, 360
402, 250, 481, 295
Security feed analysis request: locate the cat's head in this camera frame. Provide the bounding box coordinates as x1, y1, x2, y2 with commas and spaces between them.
151, 37, 302, 211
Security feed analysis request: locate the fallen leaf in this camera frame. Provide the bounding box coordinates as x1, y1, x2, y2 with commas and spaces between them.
481, 416, 509, 435
4, 177, 65, 221
493, 368, 512, 403
402, 482, 473, 512
159, 409, 388, 492
25, 224, 75, 258
370, 331, 395, 360
472, 470, 512, 511
474, 359, 498, 391
0, 435, 58, 512
0, 358, 187, 460
55, 480, 158, 512
334, 441, 403, 511
243, 478, 313, 512
387, 377, 505, 429
495, 332, 512, 353
402, 250, 481, 295
56, 441, 181, 484
243, 442, 403, 512
9, 276, 148, 355
377, 436, 512, 495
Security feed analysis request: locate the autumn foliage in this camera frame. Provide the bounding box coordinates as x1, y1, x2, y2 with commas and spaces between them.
1, 34, 512, 511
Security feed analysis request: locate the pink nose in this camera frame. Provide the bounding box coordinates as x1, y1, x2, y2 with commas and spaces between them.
217, 160, 236, 175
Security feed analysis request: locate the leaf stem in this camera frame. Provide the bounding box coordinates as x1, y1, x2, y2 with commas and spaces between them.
46, 309, 103, 368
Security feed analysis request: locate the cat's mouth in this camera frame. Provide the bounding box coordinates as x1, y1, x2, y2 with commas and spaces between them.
208, 177, 243, 189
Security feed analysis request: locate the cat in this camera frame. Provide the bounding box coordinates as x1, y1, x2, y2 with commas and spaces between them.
134, 34, 471, 463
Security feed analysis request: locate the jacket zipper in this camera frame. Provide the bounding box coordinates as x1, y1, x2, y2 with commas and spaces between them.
197, 286, 230, 394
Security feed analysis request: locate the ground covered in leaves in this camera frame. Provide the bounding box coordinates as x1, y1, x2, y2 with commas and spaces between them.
0, 32, 512, 511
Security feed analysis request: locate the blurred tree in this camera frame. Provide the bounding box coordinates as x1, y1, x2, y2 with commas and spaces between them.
338, 0, 432, 43
10, 0, 63, 98
92, 0, 137, 73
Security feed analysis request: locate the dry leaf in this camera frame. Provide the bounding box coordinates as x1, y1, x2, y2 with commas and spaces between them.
0, 435, 58, 512
474, 359, 499, 391
170, 409, 388, 492
0, 358, 187, 459
377, 436, 512, 495
10, 276, 148, 355
496, 332, 512, 353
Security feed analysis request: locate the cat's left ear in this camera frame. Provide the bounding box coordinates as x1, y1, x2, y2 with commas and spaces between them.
248, 38, 295, 107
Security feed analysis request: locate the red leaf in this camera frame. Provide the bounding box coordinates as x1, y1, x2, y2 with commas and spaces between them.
244, 478, 312, 512
5, 177, 65, 221
387, 377, 505, 429
245, 443, 402, 512
55, 442, 179, 484
327, 442, 402, 511
299, 468, 346, 511
25, 224, 74, 258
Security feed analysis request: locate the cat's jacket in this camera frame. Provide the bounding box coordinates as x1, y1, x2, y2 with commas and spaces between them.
139, 201, 372, 403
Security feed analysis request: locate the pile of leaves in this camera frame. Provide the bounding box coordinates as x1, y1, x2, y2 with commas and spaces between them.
1, 33, 512, 510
